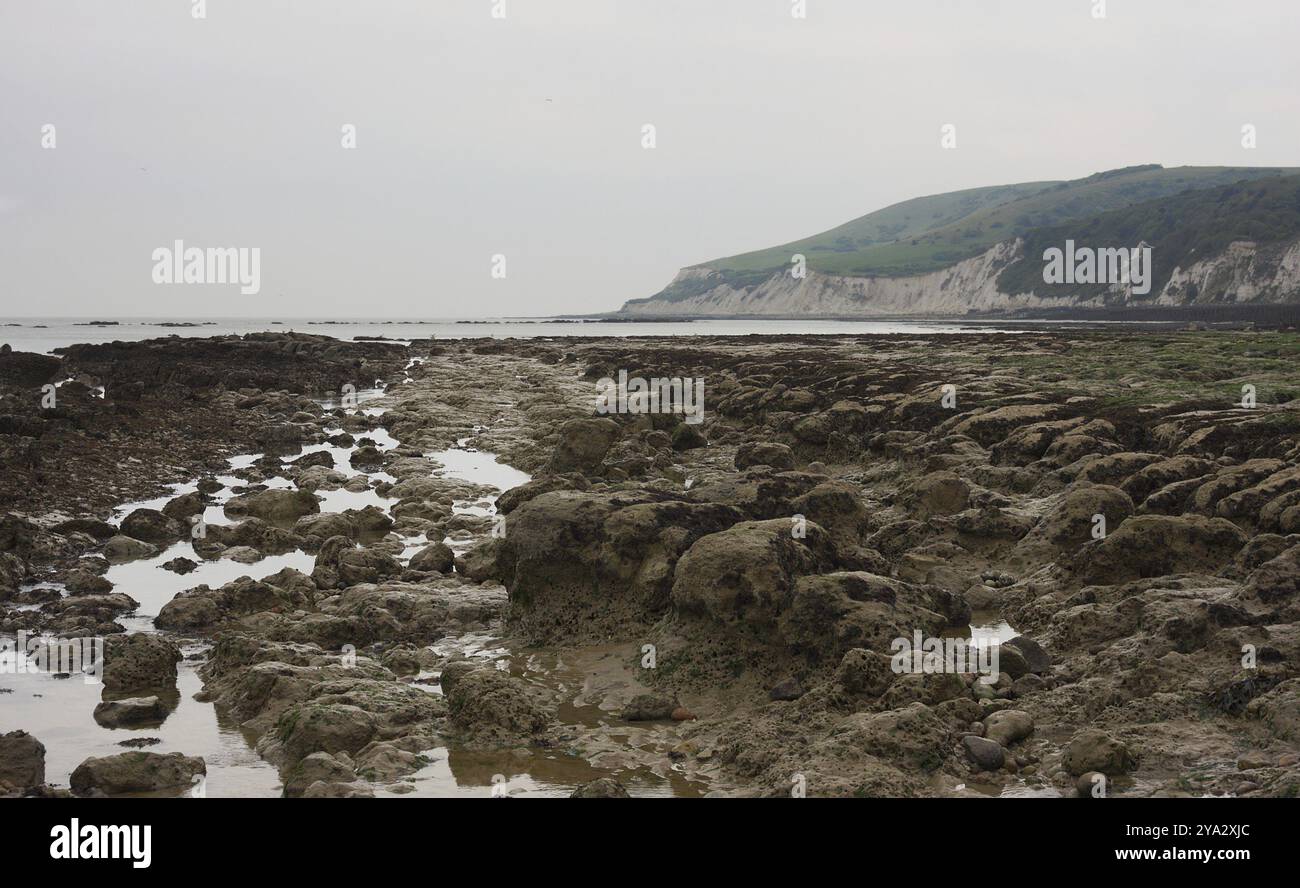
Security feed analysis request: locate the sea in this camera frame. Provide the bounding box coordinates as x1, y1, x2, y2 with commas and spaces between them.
0, 317, 1035, 355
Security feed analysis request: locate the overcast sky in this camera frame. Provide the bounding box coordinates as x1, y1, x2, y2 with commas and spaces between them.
2, 0, 1297, 318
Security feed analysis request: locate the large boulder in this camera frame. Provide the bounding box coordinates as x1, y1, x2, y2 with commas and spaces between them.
1073, 515, 1248, 584
272, 703, 378, 765
161, 492, 207, 523
0, 731, 45, 793
156, 576, 297, 631
310, 536, 402, 589
409, 542, 454, 573
734, 442, 796, 471
906, 472, 970, 518
93, 696, 170, 728
102, 535, 159, 562
489, 490, 740, 642
102, 634, 182, 694
779, 572, 961, 665
119, 508, 186, 545
1062, 729, 1135, 776
224, 489, 320, 523
670, 519, 838, 628
547, 418, 620, 475
69, 752, 205, 796
1016, 484, 1134, 556
446, 666, 551, 743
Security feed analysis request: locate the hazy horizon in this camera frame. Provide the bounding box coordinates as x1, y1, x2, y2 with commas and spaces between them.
4, 0, 1299, 318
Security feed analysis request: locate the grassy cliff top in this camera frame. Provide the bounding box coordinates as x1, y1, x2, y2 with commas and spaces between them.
699, 165, 1298, 279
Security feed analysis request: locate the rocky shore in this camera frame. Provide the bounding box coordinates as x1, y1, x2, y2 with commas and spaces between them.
2, 329, 1299, 798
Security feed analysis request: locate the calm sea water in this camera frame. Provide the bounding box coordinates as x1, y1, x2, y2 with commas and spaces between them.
0, 317, 1023, 355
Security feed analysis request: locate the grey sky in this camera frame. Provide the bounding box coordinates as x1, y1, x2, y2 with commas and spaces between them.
2, 0, 1297, 318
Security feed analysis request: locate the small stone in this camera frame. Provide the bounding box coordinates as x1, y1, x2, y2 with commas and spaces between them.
962, 735, 1005, 772
621, 693, 676, 721
1063, 729, 1134, 777
1237, 752, 1273, 771
93, 696, 168, 728
1076, 771, 1107, 797
768, 677, 805, 701
983, 709, 1034, 746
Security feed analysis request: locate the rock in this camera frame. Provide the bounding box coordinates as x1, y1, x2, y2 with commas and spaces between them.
547, 417, 620, 474
224, 546, 263, 563
1074, 515, 1248, 584
671, 707, 696, 721
993, 644, 1030, 680
160, 556, 199, 575
157, 575, 301, 630
1011, 673, 1048, 696
1002, 635, 1052, 675
780, 570, 963, 666
337, 547, 402, 587
1236, 752, 1273, 771
1242, 545, 1300, 606
1062, 729, 1135, 776
1075, 771, 1107, 797
622, 692, 677, 721
1020, 484, 1133, 554
837, 648, 897, 697
224, 489, 320, 523
734, 442, 795, 471
768, 676, 806, 701
52, 518, 118, 540
953, 404, 1070, 448
294, 512, 358, 543
437, 660, 478, 697
102, 534, 159, 562
380, 645, 422, 676
283, 751, 358, 798
274, 704, 378, 764
161, 492, 206, 523
0, 731, 45, 792
344, 505, 394, 536
63, 569, 113, 595
983, 709, 1034, 746
119, 508, 186, 545
491, 490, 739, 643
670, 423, 707, 451
92, 696, 169, 728
102, 634, 182, 694
446, 667, 550, 742
570, 778, 630, 798
302, 780, 374, 798
908, 472, 970, 517
963, 734, 1005, 771
671, 519, 837, 627
1245, 678, 1300, 741
409, 542, 454, 573
69, 752, 205, 796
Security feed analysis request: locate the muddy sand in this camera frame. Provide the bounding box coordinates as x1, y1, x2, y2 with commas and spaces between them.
2, 329, 1299, 798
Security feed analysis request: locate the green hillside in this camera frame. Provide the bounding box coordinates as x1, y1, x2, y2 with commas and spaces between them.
996, 173, 1300, 300
696, 165, 1298, 279
707, 179, 1058, 273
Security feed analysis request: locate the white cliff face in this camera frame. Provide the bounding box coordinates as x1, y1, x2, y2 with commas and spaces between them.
624, 236, 1300, 316
1158, 240, 1300, 305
